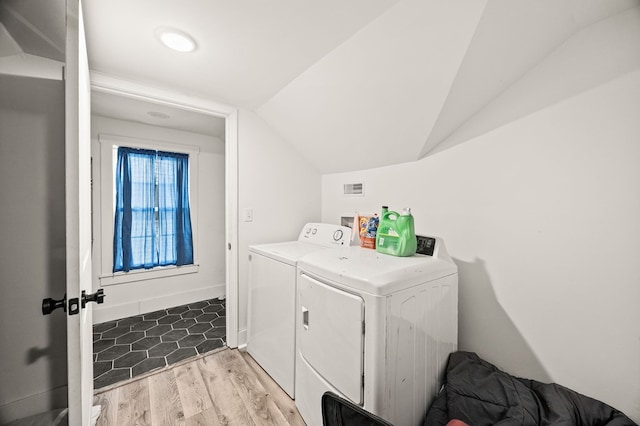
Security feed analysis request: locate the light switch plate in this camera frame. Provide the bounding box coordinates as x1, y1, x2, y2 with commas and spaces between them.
243, 208, 253, 222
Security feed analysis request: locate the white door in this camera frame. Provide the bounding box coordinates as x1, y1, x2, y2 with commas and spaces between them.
298, 273, 364, 404
65, 0, 95, 424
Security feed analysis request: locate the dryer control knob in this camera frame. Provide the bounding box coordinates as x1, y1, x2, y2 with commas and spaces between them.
333, 230, 344, 241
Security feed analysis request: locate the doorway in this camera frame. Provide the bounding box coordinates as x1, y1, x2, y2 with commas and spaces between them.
89, 74, 239, 389
93, 297, 226, 389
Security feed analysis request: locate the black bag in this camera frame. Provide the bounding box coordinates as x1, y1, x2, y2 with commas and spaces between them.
322, 392, 393, 426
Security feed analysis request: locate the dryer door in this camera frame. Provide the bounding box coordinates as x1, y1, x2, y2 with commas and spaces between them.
298, 272, 364, 404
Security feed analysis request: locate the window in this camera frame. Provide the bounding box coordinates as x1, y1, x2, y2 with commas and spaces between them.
113, 146, 193, 272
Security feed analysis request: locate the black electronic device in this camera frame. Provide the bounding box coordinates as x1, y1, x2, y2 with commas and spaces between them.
416, 235, 436, 256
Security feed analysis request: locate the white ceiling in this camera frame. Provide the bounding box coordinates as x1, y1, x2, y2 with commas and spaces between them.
3, 0, 639, 172
0, 0, 65, 80
82, 0, 399, 144
82, 0, 401, 108
419, 0, 640, 158
257, 0, 639, 172
91, 90, 226, 140
0, 0, 64, 62
257, 0, 487, 172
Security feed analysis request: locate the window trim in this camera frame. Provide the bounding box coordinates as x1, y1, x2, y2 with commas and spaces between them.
98, 133, 200, 286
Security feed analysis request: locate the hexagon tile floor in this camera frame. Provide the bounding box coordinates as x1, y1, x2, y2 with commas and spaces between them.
93, 297, 226, 389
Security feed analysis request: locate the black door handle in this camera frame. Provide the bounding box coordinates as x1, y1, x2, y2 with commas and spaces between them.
42, 294, 66, 315
82, 289, 105, 308
42, 289, 105, 315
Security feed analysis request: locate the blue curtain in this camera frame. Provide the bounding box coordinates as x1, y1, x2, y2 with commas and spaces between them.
157, 151, 193, 266
113, 147, 193, 272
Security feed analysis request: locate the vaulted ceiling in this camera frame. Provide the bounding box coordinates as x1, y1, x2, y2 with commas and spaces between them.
3, 0, 639, 173
0, 0, 65, 79
255, 0, 639, 172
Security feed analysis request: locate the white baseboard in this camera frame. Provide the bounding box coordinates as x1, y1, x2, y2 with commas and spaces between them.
0, 385, 67, 425
92, 284, 226, 324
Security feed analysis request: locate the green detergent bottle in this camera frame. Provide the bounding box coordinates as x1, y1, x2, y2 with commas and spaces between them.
375, 207, 417, 257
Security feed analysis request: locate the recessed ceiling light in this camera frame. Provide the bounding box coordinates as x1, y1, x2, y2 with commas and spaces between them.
147, 111, 171, 119
155, 27, 197, 53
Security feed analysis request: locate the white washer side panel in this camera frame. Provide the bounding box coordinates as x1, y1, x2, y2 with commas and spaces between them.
247, 253, 296, 397
298, 273, 364, 403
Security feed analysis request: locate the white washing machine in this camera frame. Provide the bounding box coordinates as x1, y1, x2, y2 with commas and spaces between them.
295, 237, 458, 426
247, 223, 352, 398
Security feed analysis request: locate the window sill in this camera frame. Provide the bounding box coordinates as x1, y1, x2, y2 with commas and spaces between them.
99, 264, 199, 286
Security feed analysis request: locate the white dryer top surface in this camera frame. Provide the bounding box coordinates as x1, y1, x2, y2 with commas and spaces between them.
298, 245, 457, 296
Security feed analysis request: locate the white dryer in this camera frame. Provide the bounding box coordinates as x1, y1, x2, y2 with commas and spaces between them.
247, 223, 352, 398
295, 237, 458, 426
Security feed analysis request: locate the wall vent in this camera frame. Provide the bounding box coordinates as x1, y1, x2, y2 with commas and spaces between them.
343, 182, 364, 196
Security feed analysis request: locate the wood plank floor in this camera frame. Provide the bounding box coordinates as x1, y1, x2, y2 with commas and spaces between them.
94, 348, 306, 426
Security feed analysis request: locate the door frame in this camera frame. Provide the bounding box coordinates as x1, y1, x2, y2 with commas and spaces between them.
89, 72, 240, 348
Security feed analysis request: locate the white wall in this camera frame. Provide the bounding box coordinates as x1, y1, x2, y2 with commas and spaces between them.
321, 69, 640, 422
236, 109, 321, 343
91, 116, 226, 323
0, 75, 67, 422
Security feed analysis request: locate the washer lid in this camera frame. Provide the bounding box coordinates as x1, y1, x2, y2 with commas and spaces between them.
249, 241, 329, 266
298, 245, 457, 296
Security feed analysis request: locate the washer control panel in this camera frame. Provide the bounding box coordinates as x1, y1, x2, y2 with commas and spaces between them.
298, 223, 353, 247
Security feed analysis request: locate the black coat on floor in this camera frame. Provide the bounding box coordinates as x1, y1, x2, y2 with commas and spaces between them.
424, 352, 636, 426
